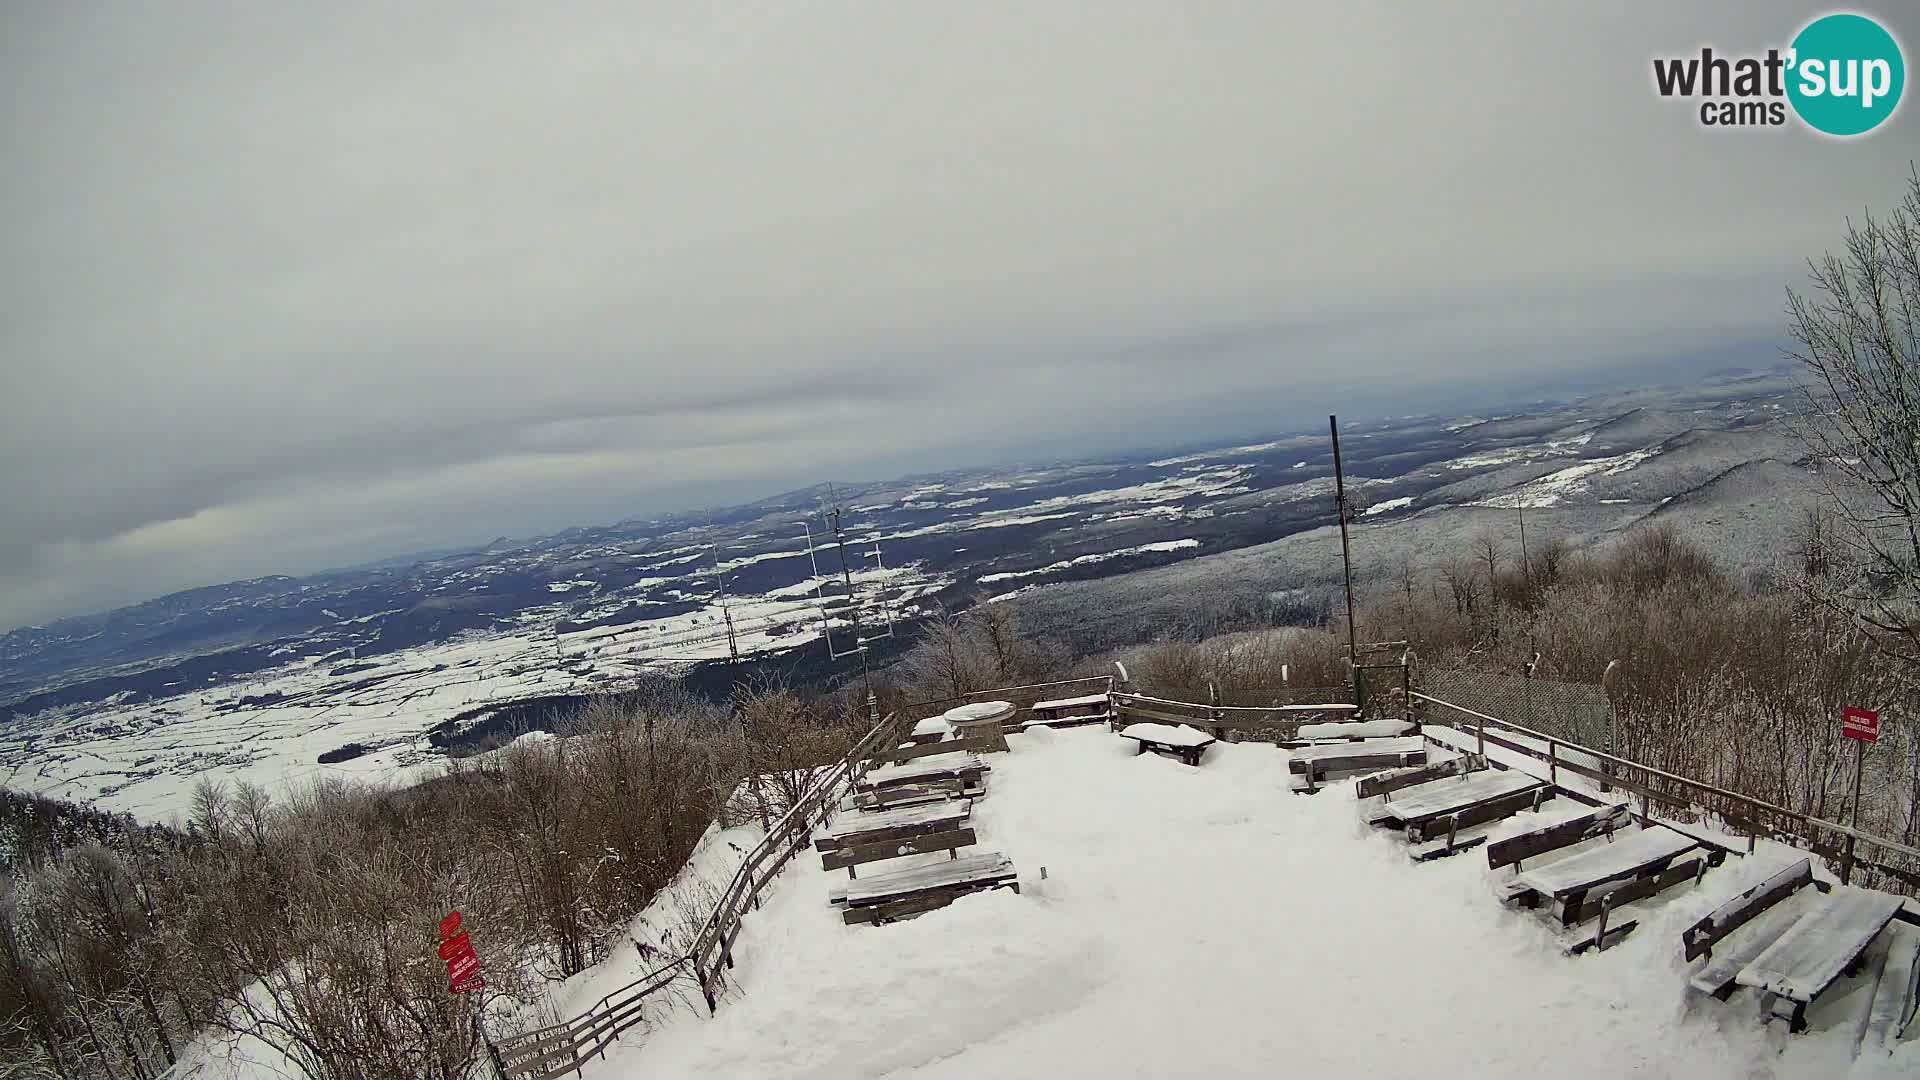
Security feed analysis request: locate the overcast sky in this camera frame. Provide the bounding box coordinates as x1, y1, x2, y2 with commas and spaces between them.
2, 3, 1915, 630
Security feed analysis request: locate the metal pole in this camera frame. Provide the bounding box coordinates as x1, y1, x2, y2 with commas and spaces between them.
1329, 415, 1359, 699
1844, 736, 1866, 883
831, 507, 881, 726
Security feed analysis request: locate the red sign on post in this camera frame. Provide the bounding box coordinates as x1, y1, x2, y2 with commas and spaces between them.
439, 911, 483, 995
1842, 706, 1880, 743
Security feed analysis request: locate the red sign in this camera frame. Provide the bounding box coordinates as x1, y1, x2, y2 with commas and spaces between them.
1843, 706, 1880, 744
439, 911, 483, 995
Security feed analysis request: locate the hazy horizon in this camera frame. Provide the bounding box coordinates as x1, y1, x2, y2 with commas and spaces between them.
5, 3, 1913, 629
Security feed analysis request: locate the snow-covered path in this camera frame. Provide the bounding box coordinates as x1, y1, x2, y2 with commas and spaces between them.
601, 726, 1911, 1078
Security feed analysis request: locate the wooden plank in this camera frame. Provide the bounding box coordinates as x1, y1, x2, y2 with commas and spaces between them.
1562, 857, 1703, 924
885, 734, 1006, 764
844, 890, 963, 925
1356, 756, 1478, 799
1737, 886, 1906, 1006
1689, 895, 1815, 1000
849, 779, 983, 810
817, 800, 970, 851
858, 755, 987, 791
820, 828, 977, 872
1512, 827, 1697, 900
1680, 858, 1813, 961
1290, 736, 1427, 771
1487, 803, 1633, 871
1407, 786, 1551, 845
844, 852, 1016, 906
1858, 925, 1920, 1056
1380, 770, 1541, 827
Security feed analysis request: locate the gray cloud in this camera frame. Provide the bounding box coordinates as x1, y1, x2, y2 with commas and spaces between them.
3, 2, 1916, 628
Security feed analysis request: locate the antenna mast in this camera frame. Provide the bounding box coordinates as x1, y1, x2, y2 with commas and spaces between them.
1330, 415, 1359, 667
802, 498, 896, 726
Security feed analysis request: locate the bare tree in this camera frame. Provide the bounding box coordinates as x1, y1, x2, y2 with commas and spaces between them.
1789, 165, 1920, 664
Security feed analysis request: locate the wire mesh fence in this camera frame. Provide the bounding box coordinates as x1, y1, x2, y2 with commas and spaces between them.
1417, 667, 1613, 751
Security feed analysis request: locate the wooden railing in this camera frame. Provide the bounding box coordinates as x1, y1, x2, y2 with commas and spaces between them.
493, 675, 1115, 1079
1112, 689, 1359, 742
1413, 690, 1920, 893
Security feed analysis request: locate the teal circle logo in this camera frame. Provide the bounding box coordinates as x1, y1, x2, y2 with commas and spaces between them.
1787, 13, 1905, 137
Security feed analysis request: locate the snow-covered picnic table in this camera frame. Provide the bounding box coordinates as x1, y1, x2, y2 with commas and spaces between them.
1734, 886, 1906, 1030
907, 715, 950, 744
816, 799, 972, 852
1295, 718, 1414, 741
1119, 722, 1216, 766
1512, 825, 1696, 900
1377, 768, 1538, 827
858, 753, 987, 791
836, 852, 1021, 924
1289, 736, 1428, 783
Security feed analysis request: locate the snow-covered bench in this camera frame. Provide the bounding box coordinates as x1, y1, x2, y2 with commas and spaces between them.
1028, 693, 1112, 727
1289, 736, 1428, 792
1118, 722, 1217, 766
1293, 718, 1415, 742
1508, 826, 1703, 950
832, 852, 1020, 925
816, 799, 973, 853
1734, 886, 1908, 1032
857, 754, 988, 792
1486, 803, 1633, 872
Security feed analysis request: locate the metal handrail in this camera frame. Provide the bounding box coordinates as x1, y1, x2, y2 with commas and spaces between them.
1412, 690, 1920, 864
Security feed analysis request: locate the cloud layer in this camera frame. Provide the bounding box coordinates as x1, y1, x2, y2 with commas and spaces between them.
3, 2, 1915, 628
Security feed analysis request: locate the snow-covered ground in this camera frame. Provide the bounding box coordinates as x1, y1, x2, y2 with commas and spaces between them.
583, 726, 1914, 1079
3, 563, 943, 820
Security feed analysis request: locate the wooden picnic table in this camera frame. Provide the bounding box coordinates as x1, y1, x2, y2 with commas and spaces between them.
839, 852, 1020, 925
1380, 768, 1538, 825
816, 800, 972, 852
1513, 826, 1696, 897
1735, 886, 1907, 1031
1291, 735, 1427, 776
1294, 719, 1415, 742
858, 754, 987, 791
906, 716, 950, 745
1118, 722, 1217, 766
1029, 693, 1111, 725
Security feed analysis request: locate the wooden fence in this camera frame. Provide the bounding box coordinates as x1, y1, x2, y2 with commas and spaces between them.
492, 675, 1114, 1079
1413, 690, 1920, 894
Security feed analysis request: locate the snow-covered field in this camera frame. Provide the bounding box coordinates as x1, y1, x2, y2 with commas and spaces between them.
581, 727, 1914, 1079
1, 563, 942, 820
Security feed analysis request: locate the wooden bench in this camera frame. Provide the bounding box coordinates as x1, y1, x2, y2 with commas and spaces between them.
1487, 803, 1632, 872
1859, 924, 1920, 1058
836, 852, 1020, 925
1689, 895, 1820, 1001
1509, 826, 1702, 949
878, 733, 1007, 766
1289, 736, 1428, 792
1376, 769, 1541, 834
1028, 693, 1112, 727
848, 777, 985, 811
1291, 718, 1416, 743
816, 799, 972, 853
1681, 858, 1817, 962
857, 754, 988, 792
1118, 722, 1217, 766
1735, 886, 1907, 1032
905, 716, 950, 745
1406, 784, 1556, 862
822, 827, 977, 879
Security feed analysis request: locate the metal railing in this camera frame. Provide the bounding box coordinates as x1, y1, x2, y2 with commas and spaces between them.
1414, 690, 1920, 892
493, 675, 1114, 1079
1112, 689, 1359, 743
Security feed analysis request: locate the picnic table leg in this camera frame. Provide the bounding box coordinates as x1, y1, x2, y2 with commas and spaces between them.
1135, 742, 1146, 756
1560, 888, 1587, 928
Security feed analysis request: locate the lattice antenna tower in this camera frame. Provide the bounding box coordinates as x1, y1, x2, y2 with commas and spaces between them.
800, 494, 897, 724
